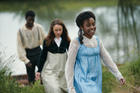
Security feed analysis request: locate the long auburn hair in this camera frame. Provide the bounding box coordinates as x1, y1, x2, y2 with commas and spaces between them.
45, 19, 71, 46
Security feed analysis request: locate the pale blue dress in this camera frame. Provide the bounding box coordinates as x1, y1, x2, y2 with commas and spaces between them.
74, 37, 102, 93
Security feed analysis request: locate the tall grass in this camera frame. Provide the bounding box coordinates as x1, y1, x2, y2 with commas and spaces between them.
21, 81, 45, 93
102, 58, 140, 93
0, 44, 45, 93
0, 69, 45, 93
0, 59, 140, 93
0, 69, 21, 93
129, 58, 140, 86
102, 66, 116, 93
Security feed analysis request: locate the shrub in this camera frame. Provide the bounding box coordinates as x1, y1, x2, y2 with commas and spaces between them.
0, 69, 21, 93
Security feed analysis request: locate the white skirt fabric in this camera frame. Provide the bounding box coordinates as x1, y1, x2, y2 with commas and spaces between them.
41, 52, 68, 93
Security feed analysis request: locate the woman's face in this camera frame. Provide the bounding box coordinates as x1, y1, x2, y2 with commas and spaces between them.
53, 24, 63, 38
81, 17, 96, 39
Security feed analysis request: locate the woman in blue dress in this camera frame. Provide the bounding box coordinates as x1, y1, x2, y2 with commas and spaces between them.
65, 11, 125, 93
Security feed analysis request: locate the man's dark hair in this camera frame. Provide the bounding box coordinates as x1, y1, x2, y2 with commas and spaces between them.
25, 10, 35, 19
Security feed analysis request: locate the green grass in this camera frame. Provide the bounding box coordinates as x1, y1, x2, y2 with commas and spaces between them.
102, 66, 116, 93
0, 69, 21, 93
128, 58, 140, 86
21, 81, 45, 93
0, 58, 140, 93
0, 68, 45, 93
102, 58, 140, 93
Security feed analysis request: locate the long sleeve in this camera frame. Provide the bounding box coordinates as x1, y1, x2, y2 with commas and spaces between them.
66, 41, 70, 50
40, 27, 46, 39
65, 39, 79, 93
37, 24, 46, 45
38, 40, 48, 72
100, 40, 123, 80
17, 31, 30, 64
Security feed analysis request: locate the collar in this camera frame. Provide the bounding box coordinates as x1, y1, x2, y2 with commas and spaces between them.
22, 23, 36, 31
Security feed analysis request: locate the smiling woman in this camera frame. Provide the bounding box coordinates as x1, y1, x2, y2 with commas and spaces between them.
65, 11, 125, 93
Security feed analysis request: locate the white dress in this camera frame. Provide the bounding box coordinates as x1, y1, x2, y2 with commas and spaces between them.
41, 38, 68, 93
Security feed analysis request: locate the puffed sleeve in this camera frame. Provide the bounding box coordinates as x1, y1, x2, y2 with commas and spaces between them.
17, 30, 30, 64
38, 40, 48, 72
65, 38, 79, 93
100, 39, 123, 80
37, 24, 46, 45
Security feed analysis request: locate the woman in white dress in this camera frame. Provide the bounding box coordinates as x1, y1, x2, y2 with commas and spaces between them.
36, 19, 70, 93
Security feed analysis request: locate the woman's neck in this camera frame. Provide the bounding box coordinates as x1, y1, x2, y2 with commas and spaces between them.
55, 37, 61, 40
83, 34, 93, 39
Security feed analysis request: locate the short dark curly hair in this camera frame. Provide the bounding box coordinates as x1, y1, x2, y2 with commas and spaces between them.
25, 10, 35, 19
76, 11, 96, 44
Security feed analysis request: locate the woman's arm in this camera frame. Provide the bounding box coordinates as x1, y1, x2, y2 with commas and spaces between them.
38, 40, 48, 72
100, 40, 124, 81
65, 38, 79, 93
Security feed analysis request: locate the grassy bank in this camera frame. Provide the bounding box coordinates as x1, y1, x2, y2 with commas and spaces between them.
103, 58, 140, 93
0, 69, 45, 93
0, 58, 140, 93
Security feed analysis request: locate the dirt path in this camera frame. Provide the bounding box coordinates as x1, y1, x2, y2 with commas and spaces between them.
111, 86, 140, 93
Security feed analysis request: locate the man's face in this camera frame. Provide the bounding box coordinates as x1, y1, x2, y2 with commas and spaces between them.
26, 16, 34, 28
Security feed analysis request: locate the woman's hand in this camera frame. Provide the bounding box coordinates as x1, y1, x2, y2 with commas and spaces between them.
120, 78, 125, 85
69, 87, 76, 93
35, 72, 41, 80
